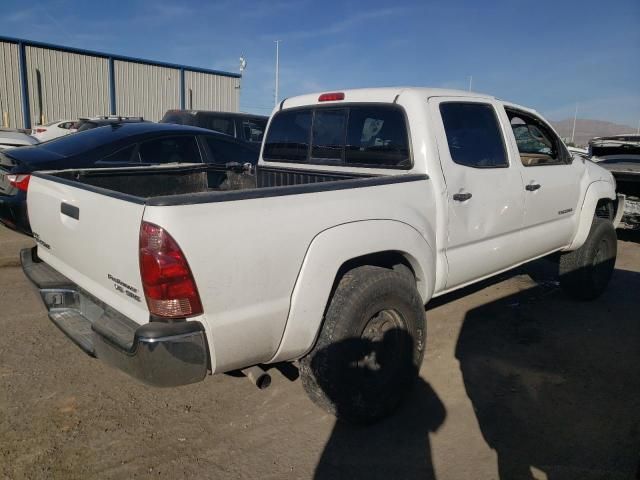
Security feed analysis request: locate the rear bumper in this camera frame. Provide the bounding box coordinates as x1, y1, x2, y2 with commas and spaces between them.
21, 248, 208, 387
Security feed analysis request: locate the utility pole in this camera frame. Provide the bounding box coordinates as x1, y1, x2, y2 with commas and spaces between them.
468, 75, 473, 91
274, 40, 281, 106
636, 119, 639, 135
571, 103, 578, 145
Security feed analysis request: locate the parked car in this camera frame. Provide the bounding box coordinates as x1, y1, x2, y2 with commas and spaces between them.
0, 122, 258, 234
161, 110, 267, 144
22, 87, 622, 424
0, 129, 39, 150
589, 134, 640, 226
74, 115, 148, 132
566, 145, 590, 160
31, 120, 78, 141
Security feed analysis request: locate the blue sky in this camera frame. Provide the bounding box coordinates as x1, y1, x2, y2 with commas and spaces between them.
1, 0, 639, 126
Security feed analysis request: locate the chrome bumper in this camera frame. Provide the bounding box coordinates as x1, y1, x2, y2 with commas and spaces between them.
21, 248, 208, 387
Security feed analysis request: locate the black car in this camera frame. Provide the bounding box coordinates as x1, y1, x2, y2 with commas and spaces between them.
161, 110, 268, 144
0, 122, 259, 235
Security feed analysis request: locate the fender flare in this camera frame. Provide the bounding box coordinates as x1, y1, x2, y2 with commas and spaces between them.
268, 219, 436, 363
566, 180, 616, 251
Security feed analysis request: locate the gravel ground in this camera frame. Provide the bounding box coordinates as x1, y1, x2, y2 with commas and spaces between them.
0, 229, 639, 479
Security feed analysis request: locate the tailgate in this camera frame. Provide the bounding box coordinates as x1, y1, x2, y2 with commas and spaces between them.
27, 174, 150, 325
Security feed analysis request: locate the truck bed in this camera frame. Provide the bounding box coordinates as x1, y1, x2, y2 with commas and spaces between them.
43, 163, 373, 203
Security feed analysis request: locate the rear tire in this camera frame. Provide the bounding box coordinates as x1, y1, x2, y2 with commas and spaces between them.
299, 265, 426, 424
559, 217, 617, 300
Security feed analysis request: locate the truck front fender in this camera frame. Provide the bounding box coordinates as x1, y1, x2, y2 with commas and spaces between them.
566, 180, 616, 251
269, 219, 435, 363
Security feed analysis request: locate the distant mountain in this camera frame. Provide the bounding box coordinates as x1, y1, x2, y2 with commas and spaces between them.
549, 118, 637, 147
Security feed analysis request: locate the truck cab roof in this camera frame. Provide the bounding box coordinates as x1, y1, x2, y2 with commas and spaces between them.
279, 86, 540, 118
280, 87, 492, 108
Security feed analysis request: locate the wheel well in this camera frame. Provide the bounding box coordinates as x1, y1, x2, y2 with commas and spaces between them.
337, 251, 416, 282
325, 251, 417, 311
595, 198, 614, 221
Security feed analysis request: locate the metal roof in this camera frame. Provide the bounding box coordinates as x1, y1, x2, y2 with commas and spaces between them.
0, 35, 241, 79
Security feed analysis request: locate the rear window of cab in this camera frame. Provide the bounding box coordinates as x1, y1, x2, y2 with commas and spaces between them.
263, 104, 411, 169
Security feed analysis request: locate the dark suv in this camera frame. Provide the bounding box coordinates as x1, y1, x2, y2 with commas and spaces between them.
161, 110, 268, 144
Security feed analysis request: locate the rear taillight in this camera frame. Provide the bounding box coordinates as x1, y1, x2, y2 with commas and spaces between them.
139, 222, 203, 318
34, 128, 46, 133
7, 174, 30, 192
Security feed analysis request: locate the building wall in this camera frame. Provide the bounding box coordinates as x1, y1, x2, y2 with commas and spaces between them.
0, 37, 240, 128
25, 46, 110, 125
0, 42, 23, 128
114, 61, 181, 122
184, 70, 239, 112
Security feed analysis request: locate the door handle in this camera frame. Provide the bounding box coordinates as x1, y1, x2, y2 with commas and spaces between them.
526, 183, 541, 191
61, 202, 79, 220
452, 192, 472, 202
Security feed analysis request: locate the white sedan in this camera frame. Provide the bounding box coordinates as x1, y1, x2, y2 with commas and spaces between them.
31, 120, 78, 141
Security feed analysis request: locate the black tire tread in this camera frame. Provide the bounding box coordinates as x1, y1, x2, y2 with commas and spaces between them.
300, 265, 425, 423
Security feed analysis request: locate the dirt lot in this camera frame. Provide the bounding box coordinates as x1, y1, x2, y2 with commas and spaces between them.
1, 229, 639, 480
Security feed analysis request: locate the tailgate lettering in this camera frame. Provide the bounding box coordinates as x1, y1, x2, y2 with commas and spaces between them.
107, 274, 141, 302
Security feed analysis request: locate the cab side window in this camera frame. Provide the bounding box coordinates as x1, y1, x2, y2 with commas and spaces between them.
440, 102, 508, 168
506, 109, 570, 166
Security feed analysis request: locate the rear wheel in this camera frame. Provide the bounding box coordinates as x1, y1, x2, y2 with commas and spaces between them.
559, 217, 617, 300
299, 265, 426, 424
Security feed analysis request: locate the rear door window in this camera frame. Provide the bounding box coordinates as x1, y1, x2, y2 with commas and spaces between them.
263, 105, 410, 168
440, 103, 508, 168
138, 136, 201, 164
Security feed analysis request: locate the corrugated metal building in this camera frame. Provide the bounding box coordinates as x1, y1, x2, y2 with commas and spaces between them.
0, 36, 240, 128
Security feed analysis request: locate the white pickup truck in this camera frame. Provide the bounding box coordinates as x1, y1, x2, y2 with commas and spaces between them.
22, 88, 624, 423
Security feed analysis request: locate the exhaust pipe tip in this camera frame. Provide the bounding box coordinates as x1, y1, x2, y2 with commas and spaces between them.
242, 365, 271, 389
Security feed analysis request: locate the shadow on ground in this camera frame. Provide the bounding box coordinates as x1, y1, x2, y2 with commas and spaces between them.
310, 329, 446, 480
314, 376, 445, 480
455, 262, 640, 479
